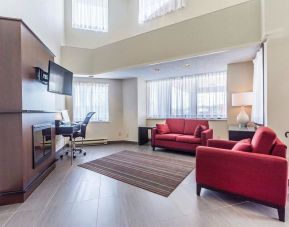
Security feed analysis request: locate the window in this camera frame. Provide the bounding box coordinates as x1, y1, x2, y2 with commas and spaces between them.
146, 72, 227, 119
139, 0, 185, 23
72, 0, 108, 32
73, 81, 109, 122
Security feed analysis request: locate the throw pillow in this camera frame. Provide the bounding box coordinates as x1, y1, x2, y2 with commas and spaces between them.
232, 138, 252, 152
194, 125, 207, 138
156, 124, 171, 134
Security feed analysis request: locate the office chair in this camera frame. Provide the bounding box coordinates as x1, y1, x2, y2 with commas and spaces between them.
72, 112, 95, 157
62, 112, 95, 159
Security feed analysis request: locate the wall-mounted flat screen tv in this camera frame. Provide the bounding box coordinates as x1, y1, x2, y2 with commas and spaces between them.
48, 61, 73, 96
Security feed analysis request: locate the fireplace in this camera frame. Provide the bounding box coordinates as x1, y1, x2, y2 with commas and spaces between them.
32, 123, 53, 168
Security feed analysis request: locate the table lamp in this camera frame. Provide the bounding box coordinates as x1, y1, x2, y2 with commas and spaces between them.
232, 92, 253, 128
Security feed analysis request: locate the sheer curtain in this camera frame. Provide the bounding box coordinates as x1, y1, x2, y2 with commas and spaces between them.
252, 48, 264, 125
147, 72, 227, 119
72, 0, 108, 32
73, 81, 109, 122
139, 0, 185, 23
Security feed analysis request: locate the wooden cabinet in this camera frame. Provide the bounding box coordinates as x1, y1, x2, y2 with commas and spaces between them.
228, 126, 255, 141
0, 17, 57, 205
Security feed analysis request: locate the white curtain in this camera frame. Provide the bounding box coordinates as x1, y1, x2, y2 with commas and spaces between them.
72, 0, 108, 32
139, 0, 185, 23
73, 81, 109, 122
252, 48, 264, 125
147, 72, 227, 119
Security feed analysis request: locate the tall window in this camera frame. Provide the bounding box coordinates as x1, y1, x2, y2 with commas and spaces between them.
147, 72, 227, 119
73, 81, 109, 122
72, 0, 108, 32
139, 0, 185, 23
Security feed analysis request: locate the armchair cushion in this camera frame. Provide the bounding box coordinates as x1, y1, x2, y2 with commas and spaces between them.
156, 124, 170, 134
155, 133, 182, 141
232, 138, 252, 152
251, 127, 276, 154
176, 135, 201, 144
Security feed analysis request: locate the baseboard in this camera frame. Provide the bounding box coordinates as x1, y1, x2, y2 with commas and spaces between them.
0, 161, 56, 205
108, 140, 138, 145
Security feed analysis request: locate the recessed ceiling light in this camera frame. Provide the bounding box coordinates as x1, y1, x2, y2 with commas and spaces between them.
184, 64, 192, 68
88, 75, 95, 78
154, 68, 160, 72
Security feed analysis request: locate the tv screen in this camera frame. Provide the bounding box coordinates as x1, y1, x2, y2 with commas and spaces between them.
48, 61, 73, 96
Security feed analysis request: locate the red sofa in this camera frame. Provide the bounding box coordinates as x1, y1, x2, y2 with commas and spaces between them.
151, 118, 213, 153
196, 127, 288, 222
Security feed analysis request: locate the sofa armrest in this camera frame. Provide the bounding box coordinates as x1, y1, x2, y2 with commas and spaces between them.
201, 129, 213, 146
196, 146, 288, 207
207, 139, 237, 149
151, 128, 157, 147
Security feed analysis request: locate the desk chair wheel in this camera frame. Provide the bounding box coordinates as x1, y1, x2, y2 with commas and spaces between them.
73, 155, 76, 159
60, 155, 63, 159
65, 151, 69, 155
84, 152, 86, 156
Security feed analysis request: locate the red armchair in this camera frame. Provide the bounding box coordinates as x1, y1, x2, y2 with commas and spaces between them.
151, 118, 213, 153
196, 127, 288, 221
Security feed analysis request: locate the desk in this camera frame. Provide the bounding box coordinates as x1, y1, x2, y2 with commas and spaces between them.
56, 123, 81, 135
138, 126, 154, 145
56, 123, 81, 164
228, 126, 255, 141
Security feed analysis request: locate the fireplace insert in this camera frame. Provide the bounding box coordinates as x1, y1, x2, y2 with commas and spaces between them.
32, 123, 53, 168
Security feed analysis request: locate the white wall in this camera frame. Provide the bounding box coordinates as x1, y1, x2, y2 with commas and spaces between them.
64, 0, 251, 49
0, 0, 64, 60
62, 0, 261, 75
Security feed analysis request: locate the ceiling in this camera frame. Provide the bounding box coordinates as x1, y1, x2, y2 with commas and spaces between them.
75, 44, 260, 80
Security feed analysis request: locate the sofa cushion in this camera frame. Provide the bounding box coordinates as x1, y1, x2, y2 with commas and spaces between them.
184, 119, 209, 135
165, 119, 185, 134
194, 125, 207, 138
156, 124, 170, 134
251, 127, 276, 154
176, 135, 202, 144
155, 133, 182, 141
232, 138, 252, 152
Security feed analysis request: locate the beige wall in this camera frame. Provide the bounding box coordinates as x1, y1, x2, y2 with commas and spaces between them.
262, 0, 289, 151
66, 78, 124, 142
122, 78, 139, 142
64, 0, 252, 49
62, 0, 261, 75
227, 61, 254, 125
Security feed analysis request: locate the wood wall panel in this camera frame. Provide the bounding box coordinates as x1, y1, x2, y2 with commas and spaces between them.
0, 19, 22, 112
21, 24, 56, 111
0, 114, 23, 192
0, 17, 57, 205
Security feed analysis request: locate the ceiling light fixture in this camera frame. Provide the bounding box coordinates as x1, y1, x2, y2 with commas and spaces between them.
154, 68, 160, 72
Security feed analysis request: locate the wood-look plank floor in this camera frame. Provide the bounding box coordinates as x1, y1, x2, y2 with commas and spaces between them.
0, 143, 288, 227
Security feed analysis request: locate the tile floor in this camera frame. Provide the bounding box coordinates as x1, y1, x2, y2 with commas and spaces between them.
0, 143, 288, 227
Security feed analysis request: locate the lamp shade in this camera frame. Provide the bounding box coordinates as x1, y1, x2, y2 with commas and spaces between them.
232, 92, 253, 107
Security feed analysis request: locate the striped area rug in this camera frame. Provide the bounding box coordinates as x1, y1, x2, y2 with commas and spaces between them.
79, 150, 195, 197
